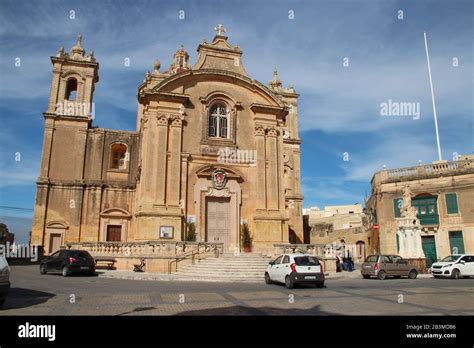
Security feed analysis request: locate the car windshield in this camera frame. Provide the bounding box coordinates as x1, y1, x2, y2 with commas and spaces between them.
365, 255, 378, 263
294, 256, 319, 266
440, 255, 460, 262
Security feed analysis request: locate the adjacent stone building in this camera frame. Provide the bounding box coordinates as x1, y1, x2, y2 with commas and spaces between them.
366, 155, 474, 266
305, 204, 369, 261
31, 27, 304, 255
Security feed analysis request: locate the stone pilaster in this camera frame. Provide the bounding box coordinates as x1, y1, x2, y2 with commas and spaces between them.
47, 65, 61, 113
277, 128, 285, 210
293, 147, 302, 195
166, 115, 183, 206
255, 126, 266, 209
39, 119, 55, 179
155, 113, 169, 205
180, 153, 190, 215
138, 111, 155, 203
266, 127, 279, 210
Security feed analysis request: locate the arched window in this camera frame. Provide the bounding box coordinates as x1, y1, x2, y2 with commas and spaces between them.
208, 104, 228, 138
65, 78, 77, 101
110, 144, 128, 170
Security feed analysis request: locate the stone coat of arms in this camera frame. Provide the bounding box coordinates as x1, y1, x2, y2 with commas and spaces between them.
211, 168, 227, 190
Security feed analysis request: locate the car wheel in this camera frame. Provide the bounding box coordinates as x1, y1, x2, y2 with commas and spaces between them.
433, 275, 440, 279
408, 270, 418, 279
451, 269, 460, 279
62, 266, 70, 277
377, 270, 387, 280
40, 264, 47, 275
315, 281, 324, 288
265, 272, 272, 284
285, 275, 294, 289
362, 275, 370, 279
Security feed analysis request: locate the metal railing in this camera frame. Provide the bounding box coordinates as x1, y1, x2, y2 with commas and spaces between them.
168, 244, 222, 274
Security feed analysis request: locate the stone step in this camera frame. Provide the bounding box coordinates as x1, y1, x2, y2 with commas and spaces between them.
175, 253, 271, 282
176, 276, 263, 283
184, 267, 268, 271
177, 268, 265, 274
180, 265, 267, 269
176, 272, 264, 277
192, 261, 270, 266
193, 262, 268, 268
177, 274, 264, 279
196, 258, 271, 262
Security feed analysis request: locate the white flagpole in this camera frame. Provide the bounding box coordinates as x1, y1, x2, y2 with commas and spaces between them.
424, 31, 443, 161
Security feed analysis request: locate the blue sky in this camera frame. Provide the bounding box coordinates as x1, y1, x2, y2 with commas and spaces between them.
0, 0, 473, 242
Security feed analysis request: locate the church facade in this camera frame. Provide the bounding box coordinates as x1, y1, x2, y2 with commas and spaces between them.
31, 26, 304, 255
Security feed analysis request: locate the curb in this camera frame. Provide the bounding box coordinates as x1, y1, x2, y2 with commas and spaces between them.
98, 272, 434, 283
98, 273, 264, 283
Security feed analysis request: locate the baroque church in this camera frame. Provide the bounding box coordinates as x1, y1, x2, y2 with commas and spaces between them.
31, 26, 303, 255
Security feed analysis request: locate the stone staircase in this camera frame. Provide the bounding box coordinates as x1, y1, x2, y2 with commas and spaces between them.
174, 253, 272, 283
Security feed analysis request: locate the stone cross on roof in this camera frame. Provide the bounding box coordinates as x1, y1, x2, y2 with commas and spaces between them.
214, 24, 226, 36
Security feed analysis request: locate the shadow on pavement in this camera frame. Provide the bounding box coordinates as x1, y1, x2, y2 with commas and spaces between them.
117, 306, 157, 315
176, 304, 334, 316
0, 287, 55, 310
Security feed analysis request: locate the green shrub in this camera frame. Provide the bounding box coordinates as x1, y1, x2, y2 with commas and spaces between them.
240, 222, 252, 248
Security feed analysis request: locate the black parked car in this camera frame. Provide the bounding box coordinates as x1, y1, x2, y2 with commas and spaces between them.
40, 249, 96, 277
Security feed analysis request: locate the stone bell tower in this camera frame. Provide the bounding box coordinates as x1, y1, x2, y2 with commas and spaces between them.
39, 35, 99, 181
31, 35, 99, 248
45, 35, 99, 116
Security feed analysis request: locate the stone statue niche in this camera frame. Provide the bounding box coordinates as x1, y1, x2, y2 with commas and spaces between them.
396, 185, 427, 271
400, 185, 418, 219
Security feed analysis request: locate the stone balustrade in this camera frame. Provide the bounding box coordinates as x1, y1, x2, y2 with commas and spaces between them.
273, 243, 326, 256
372, 159, 473, 185
66, 240, 224, 258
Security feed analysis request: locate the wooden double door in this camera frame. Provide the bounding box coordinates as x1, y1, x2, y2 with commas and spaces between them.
206, 197, 230, 249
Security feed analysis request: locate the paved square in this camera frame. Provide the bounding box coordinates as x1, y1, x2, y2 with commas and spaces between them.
1, 266, 473, 316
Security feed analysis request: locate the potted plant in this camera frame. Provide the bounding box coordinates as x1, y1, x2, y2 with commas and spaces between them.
241, 222, 252, 252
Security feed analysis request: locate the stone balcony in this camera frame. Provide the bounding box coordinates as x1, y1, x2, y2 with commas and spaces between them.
371, 158, 474, 185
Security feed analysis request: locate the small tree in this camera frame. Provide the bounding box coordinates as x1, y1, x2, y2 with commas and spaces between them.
240, 222, 252, 251
0, 222, 9, 244
185, 222, 196, 242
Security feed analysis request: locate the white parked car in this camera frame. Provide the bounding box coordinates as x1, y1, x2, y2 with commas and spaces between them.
0, 254, 11, 307
265, 253, 324, 289
430, 254, 474, 279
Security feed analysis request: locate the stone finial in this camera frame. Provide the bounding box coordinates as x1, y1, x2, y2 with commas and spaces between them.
70, 34, 85, 57
56, 46, 65, 57
269, 67, 282, 90
153, 59, 161, 72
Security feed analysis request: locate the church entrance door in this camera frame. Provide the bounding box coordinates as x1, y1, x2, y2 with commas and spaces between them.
206, 197, 230, 250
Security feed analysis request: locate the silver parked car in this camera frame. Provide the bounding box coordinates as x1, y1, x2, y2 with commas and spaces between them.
361, 254, 418, 280
0, 254, 10, 307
